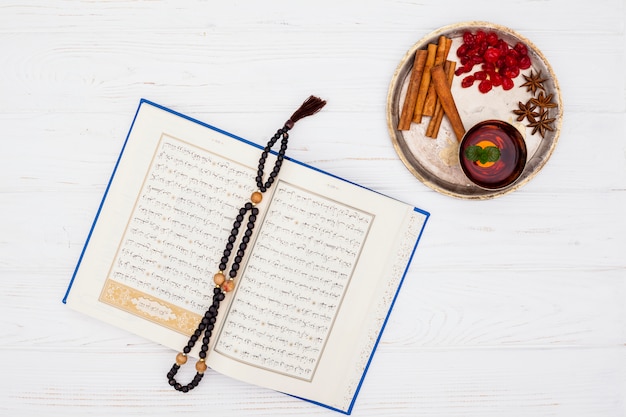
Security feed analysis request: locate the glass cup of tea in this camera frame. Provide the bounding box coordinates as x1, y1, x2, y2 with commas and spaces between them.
459, 120, 527, 190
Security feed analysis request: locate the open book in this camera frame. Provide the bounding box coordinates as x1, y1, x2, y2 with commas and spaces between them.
63, 99, 429, 414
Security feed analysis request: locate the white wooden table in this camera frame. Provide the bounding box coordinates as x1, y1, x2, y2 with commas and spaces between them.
1, 1, 624, 416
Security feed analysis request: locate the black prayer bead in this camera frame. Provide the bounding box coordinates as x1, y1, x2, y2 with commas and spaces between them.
219, 262, 227, 271
183, 346, 191, 354
229, 270, 237, 278
199, 351, 207, 359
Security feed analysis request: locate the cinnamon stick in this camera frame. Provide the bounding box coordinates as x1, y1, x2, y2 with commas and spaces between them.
430, 64, 465, 141
422, 36, 453, 117
397, 49, 428, 130
425, 60, 456, 138
411, 43, 437, 123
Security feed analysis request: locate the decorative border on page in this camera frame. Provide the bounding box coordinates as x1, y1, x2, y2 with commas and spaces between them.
100, 279, 201, 335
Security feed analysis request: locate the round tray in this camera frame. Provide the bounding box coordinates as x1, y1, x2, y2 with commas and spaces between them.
386, 21, 562, 199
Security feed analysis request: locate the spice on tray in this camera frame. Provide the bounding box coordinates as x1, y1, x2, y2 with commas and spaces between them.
422, 36, 454, 117
412, 43, 438, 123
528, 109, 556, 138
398, 35, 453, 130
397, 49, 428, 130
530, 91, 557, 109
511, 70, 557, 138
513, 100, 539, 123
520, 70, 547, 95
425, 60, 456, 138
430, 64, 465, 142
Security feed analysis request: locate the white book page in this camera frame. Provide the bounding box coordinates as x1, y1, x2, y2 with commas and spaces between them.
206, 161, 428, 412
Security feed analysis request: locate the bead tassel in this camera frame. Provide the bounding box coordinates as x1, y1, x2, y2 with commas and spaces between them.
167, 96, 325, 392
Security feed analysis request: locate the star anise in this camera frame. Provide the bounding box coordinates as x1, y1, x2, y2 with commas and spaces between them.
528, 109, 556, 138
513, 100, 539, 123
530, 91, 557, 109
520, 70, 547, 95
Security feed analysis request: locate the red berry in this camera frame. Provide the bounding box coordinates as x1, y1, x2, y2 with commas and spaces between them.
461, 75, 475, 88
518, 55, 531, 69
503, 66, 520, 79
514, 42, 528, 56
483, 47, 501, 64
466, 47, 480, 57
463, 31, 475, 45
504, 54, 518, 68
501, 76, 514, 90
477, 41, 488, 55
471, 55, 484, 65
486, 31, 498, 46
456, 44, 469, 58
481, 62, 495, 72
475, 30, 486, 44
490, 72, 503, 87
478, 79, 493, 93
455, 65, 470, 76
473, 70, 486, 80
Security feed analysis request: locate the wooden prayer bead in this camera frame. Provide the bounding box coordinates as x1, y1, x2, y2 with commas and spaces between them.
221, 279, 235, 292
213, 272, 225, 286
250, 191, 263, 204
175, 352, 187, 365
195, 359, 207, 374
